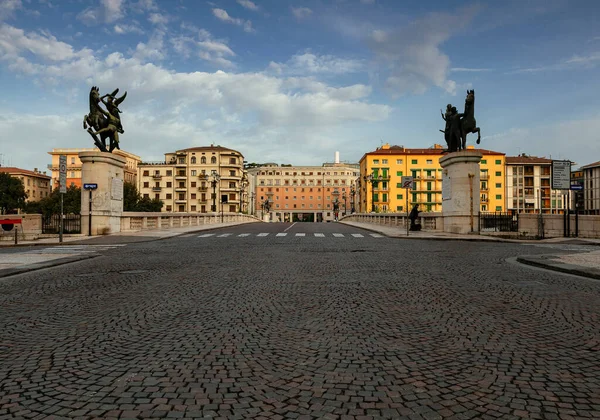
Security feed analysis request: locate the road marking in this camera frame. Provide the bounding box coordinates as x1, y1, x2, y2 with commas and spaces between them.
333, 233, 345, 237
284, 222, 296, 232
238, 233, 251, 237
276, 233, 287, 237
370, 233, 384, 238
217, 233, 232, 237
198, 234, 215, 237
295, 233, 305, 237
314, 233, 325, 237
257, 233, 270, 237
351, 234, 364, 238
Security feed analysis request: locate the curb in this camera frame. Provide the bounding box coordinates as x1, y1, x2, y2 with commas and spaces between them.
516, 256, 600, 280
0, 254, 98, 279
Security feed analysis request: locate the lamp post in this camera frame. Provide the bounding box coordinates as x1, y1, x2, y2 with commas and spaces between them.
250, 192, 255, 215
364, 174, 377, 212
342, 192, 347, 216
265, 191, 274, 221
332, 189, 340, 221
350, 183, 356, 213
210, 170, 220, 212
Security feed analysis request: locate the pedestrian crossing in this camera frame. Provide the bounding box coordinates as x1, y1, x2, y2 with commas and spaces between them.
33, 244, 127, 255
197, 233, 384, 239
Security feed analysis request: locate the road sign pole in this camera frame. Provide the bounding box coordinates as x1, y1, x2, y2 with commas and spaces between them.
89, 189, 93, 236
406, 190, 409, 237
59, 193, 63, 243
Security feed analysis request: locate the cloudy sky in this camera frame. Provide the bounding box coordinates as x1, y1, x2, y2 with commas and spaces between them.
1, 0, 599, 173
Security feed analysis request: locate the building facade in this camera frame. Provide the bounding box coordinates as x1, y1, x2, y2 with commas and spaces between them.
48, 148, 141, 189
247, 162, 360, 222
137, 146, 245, 213
0, 167, 51, 202
580, 160, 600, 214
358, 144, 506, 213
505, 156, 567, 214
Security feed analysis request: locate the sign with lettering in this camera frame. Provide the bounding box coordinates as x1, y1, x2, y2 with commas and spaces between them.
83, 183, 98, 190
551, 160, 571, 190
442, 171, 451, 200
59, 155, 67, 193
111, 177, 123, 201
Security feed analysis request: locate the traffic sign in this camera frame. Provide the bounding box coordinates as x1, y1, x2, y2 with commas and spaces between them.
570, 184, 583, 191
83, 183, 98, 190
551, 160, 571, 190
59, 155, 67, 193
401, 176, 414, 189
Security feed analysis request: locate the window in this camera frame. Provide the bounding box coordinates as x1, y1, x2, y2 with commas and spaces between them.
496, 194, 502, 200
397, 205, 403, 211
166, 205, 172, 211
191, 182, 196, 187
426, 160, 433, 165
166, 170, 172, 176
178, 157, 185, 164
143, 182, 149, 188
191, 157, 196, 164
496, 206, 502, 211
397, 194, 403, 199
373, 159, 380, 164
230, 157, 236, 164
70, 172, 75, 178
396, 159, 403, 165
495, 171, 501, 176
495, 183, 501, 188
70, 157, 75, 164
166, 194, 172, 199
396, 171, 403, 177
481, 160, 487, 164
229, 170, 236, 176
178, 193, 185, 200
411, 159, 417, 164
143, 194, 149, 198
191, 170, 197, 176
229, 182, 236, 188
166, 182, 172, 187
201, 157, 206, 164
211, 157, 217, 164
382, 159, 388, 164
191, 205, 196, 211
495, 159, 501, 165
191, 194, 196, 199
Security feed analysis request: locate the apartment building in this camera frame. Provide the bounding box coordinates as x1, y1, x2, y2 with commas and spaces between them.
137, 146, 245, 213
0, 167, 51, 202
48, 148, 140, 189
358, 143, 506, 213
247, 161, 360, 222
505, 156, 567, 214
580, 160, 600, 214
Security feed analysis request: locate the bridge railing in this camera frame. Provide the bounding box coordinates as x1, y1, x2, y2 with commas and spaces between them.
120, 212, 261, 232
340, 212, 442, 230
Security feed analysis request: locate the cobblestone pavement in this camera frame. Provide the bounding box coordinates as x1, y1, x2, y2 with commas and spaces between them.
1, 223, 599, 419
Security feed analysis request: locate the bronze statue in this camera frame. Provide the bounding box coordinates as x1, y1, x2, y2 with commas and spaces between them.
439, 90, 481, 153
83, 86, 127, 153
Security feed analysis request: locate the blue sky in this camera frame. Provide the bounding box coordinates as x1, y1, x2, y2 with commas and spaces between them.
1, 0, 599, 173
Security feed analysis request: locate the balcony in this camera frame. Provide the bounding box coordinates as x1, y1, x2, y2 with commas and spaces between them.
198, 199, 209, 203
175, 186, 187, 192
480, 174, 489, 180
480, 197, 489, 203
198, 186, 208, 191
152, 187, 162, 192
175, 199, 187, 204
152, 174, 162, 179
175, 174, 187, 180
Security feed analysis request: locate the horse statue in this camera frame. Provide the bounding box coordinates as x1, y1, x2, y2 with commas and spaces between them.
83, 86, 127, 153
440, 90, 481, 153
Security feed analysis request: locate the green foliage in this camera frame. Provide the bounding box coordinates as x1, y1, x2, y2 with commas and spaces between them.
0, 173, 27, 214
123, 182, 163, 212
23, 185, 81, 215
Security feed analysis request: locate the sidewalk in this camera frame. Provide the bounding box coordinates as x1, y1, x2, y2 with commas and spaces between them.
1, 220, 599, 280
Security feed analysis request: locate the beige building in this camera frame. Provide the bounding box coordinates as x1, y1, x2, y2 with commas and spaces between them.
247, 159, 360, 222
0, 167, 51, 202
48, 148, 141, 189
580, 160, 600, 214
137, 146, 245, 213
505, 156, 567, 214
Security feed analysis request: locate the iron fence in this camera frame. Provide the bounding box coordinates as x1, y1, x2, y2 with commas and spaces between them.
479, 211, 518, 232
42, 214, 81, 234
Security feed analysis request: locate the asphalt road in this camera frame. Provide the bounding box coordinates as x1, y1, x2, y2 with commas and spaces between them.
1, 223, 599, 419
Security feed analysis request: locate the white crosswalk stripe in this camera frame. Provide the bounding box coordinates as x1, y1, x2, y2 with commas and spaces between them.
217, 233, 232, 237
195, 232, 384, 239
314, 233, 325, 237
295, 233, 305, 237
276, 233, 287, 237
198, 233, 215, 237
351, 234, 364, 237
333, 233, 345, 237
257, 233, 270, 237
370, 233, 383, 238
238, 233, 251, 237
36, 244, 126, 254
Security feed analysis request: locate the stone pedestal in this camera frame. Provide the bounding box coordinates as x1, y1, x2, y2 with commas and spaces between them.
439, 150, 482, 234
79, 151, 126, 236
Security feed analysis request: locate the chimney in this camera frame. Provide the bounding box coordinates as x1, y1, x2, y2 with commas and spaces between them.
34, 168, 38, 172
334, 151, 340, 164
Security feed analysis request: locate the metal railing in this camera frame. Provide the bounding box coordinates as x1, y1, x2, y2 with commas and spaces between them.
479, 211, 518, 232
42, 214, 81, 234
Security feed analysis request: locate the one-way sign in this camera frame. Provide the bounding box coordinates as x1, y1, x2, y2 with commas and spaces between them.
83, 183, 98, 190
570, 184, 583, 191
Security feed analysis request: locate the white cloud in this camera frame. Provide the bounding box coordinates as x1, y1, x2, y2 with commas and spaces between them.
450, 67, 492, 72
148, 12, 169, 26
366, 6, 479, 96
77, 0, 124, 25
171, 30, 236, 68
114, 22, 144, 35
268, 52, 365, 75
132, 30, 166, 62
102, 0, 124, 22
237, 0, 258, 11
291, 6, 312, 20
510, 51, 600, 74
0, 24, 75, 61
0, 0, 22, 21
212, 8, 254, 33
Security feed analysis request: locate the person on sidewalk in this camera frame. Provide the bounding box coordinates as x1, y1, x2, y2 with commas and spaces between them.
409, 204, 421, 231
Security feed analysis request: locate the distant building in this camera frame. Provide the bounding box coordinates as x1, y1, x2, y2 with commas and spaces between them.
0, 166, 51, 202
247, 154, 360, 222
359, 143, 506, 213
137, 145, 245, 213
579, 160, 600, 214
505, 156, 567, 214
48, 148, 141, 189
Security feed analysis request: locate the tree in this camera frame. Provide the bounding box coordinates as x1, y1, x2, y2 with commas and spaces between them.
123, 182, 163, 212
23, 185, 81, 215
0, 173, 27, 214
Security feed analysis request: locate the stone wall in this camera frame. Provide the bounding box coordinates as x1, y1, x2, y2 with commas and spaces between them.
121, 212, 260, 232
518, 214, 600, 239
341, 213, 443, 231
0, 214, 42, 241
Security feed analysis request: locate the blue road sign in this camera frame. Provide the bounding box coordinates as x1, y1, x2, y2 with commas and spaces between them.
83, 183, 98, 190
570, 184, 583, 191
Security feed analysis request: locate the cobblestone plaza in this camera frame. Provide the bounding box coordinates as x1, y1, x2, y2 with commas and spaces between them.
1, 223, 599, 419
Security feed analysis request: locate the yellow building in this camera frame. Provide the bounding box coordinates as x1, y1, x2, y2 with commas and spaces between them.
358, 143, 506, 213
137, 145, 245, 213
0, 167, 52, 202
48, 148, 141, 189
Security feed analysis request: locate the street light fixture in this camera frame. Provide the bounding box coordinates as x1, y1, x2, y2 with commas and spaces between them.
210, 170, 220, 212
332, 189, 340, 221
364, 174, 377, 212
350, 183, 356, 213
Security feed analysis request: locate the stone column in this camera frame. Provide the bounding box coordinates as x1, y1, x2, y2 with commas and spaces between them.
79, 151, 126, 236
439, 150, 482, 234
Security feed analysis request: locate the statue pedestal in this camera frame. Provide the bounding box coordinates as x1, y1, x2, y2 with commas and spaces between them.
79, 151, 126, 236
440, 150, 482, 234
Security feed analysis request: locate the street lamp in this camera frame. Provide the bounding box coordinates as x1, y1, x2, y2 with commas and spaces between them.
210, 170, 220, 212
265, 191, 274, 221
239, 176, 248, 213
350, 183, 356, 213
364, 174, 377, 212
342, 192, 347, 216
332, 189, 340, 221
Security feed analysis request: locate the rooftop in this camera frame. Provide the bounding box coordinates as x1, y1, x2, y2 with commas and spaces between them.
0, 167, 51, 179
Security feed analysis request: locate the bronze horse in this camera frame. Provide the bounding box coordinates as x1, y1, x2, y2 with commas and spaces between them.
83, 86, 126, 153
442, 90, 482, 152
